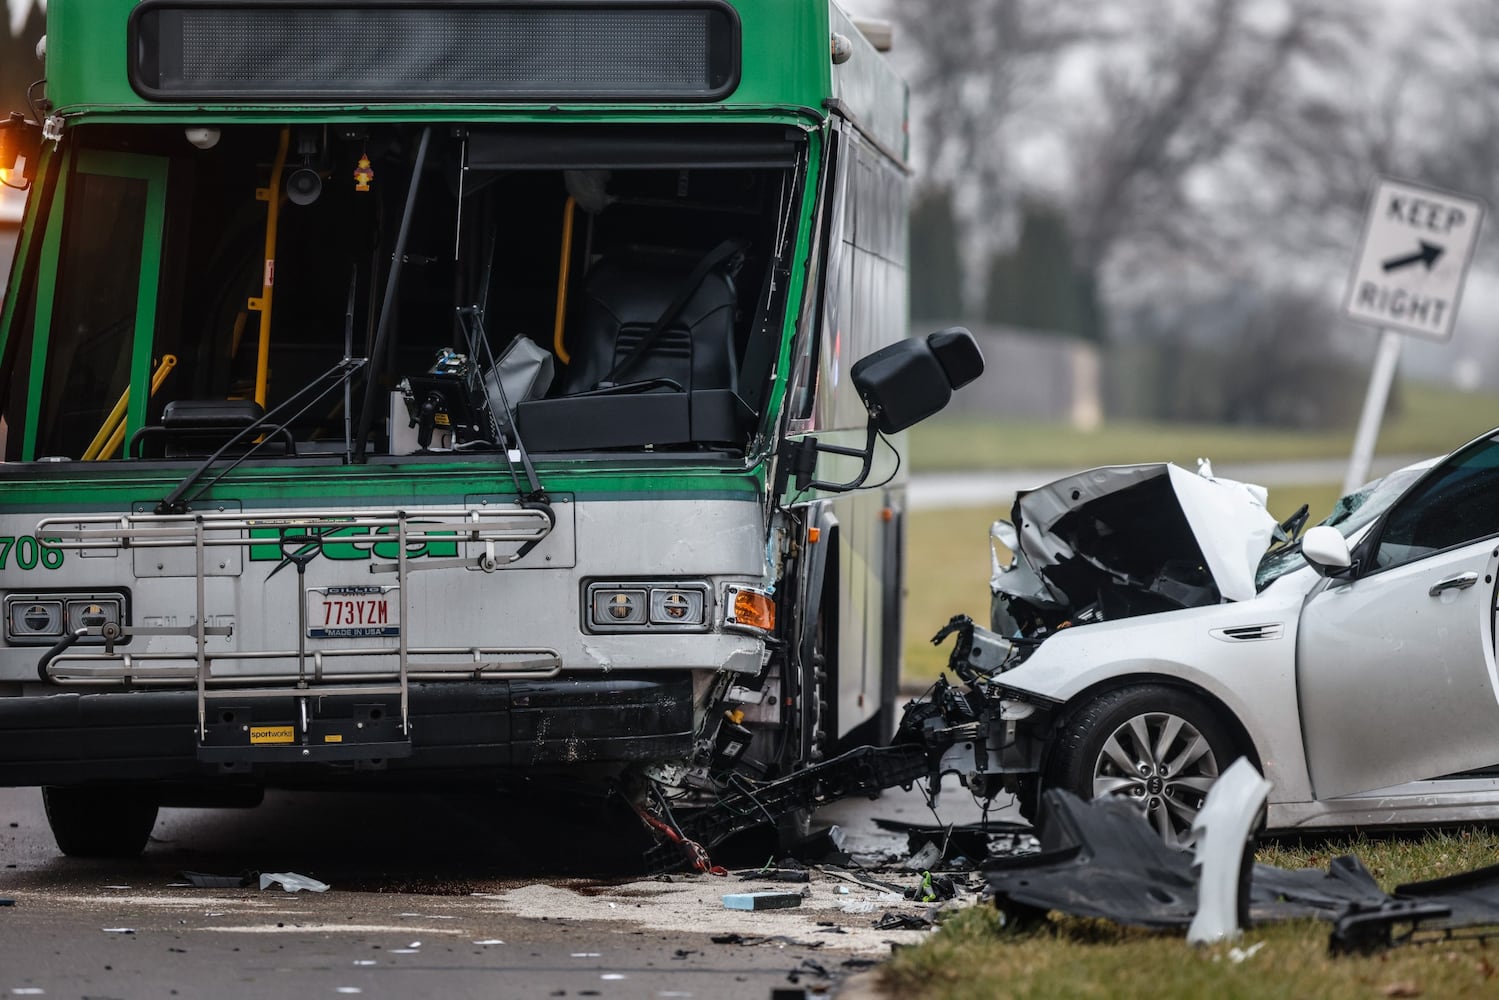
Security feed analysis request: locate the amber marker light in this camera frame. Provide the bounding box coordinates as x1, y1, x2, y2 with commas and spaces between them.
726, 586, 776, 634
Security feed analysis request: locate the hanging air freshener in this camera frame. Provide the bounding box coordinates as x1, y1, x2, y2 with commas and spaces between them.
354, 154, 374, 192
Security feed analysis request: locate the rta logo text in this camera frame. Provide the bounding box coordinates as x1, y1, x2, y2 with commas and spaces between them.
248, 525, 458, 562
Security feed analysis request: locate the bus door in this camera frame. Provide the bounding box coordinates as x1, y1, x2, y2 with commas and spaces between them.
21, 149, 168, 463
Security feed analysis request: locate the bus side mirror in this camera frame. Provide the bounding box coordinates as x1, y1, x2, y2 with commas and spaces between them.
851, 327, 984, 433
778, 328, 984, 494
0, 113, 42, 186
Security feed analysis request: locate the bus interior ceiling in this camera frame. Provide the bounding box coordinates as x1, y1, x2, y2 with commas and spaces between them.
34, 123, 796, 461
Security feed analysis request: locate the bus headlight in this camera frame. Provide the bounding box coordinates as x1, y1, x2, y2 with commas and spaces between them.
4, 593, 126, 645
585, 582, 709, 633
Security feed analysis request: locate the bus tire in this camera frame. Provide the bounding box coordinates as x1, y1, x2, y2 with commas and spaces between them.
43, 786, 159, 858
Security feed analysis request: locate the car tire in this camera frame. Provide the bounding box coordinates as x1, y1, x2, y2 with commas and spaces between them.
1045, 685, 1238, 847
42, 786, 159, 858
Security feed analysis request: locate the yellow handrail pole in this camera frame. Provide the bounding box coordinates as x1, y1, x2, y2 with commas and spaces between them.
552, 196, 577, 364
251, 128, 291, 409
96, 354, 178, 461
83, 388, 134, 461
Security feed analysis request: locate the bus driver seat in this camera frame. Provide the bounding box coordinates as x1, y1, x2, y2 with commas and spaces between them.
517, 244, 753, 450
556, 246, 741, 397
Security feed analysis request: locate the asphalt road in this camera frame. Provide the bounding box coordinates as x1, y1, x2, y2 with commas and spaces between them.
0, 779, 1005, 999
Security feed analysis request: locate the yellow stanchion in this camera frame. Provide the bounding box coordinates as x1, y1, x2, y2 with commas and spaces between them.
86, 353, 178, 460
552, 196, 577, 364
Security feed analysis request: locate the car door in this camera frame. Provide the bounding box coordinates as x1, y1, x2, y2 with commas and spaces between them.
1297, 432, 1499, 799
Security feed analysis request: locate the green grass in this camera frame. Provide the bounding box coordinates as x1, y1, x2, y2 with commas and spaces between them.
909, 382, 1499, 473
882, 830, 1499, 1000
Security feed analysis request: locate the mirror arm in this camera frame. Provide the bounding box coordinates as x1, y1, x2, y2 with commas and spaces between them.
777, 419, 880, 495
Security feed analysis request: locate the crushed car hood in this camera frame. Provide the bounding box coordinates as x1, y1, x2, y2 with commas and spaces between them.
996, 463, 1278, 617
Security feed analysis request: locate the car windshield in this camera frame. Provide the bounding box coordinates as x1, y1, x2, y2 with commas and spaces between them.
1254, 462, 1433, 590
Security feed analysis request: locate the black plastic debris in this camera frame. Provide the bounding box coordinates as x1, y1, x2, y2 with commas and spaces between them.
711, 933, 825, 949
1329, 901, 1454, 956
1394, 862, 1499, 926
874, 911, 932, 931
985, 790, 1200, 929
735, 868, 811, 883
786, 825, 850, 866
820, 865, 907, 895
786, 957, 830, 982
983, 788, 1499, 953
874, 818, 1033, 867
904, 872, 957, 903
840, 957, 881, 971
1248, 855, 1392, 920
182, 870, 254, 889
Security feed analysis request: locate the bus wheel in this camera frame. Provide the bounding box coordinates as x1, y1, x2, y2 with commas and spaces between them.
42, 786, 159, 858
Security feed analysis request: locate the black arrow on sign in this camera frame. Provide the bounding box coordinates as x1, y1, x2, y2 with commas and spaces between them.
1382, 240, 1444, 272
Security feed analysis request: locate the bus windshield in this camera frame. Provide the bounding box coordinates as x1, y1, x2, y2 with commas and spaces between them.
6, 122, 803, 463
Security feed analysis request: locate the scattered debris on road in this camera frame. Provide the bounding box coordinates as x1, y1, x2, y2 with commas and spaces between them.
259, 871, 331, 893
722, 891, 806, 911
182, 870, 253, 889
980, 761, 1499, 954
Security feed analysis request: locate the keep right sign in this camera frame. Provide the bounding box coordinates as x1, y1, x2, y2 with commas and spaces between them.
1343, 178, 1484, 341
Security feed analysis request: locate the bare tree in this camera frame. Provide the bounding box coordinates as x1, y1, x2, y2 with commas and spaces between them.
1060, 0, 1371, 286
883, 0, 1499, 363
884, 1, 1101, 232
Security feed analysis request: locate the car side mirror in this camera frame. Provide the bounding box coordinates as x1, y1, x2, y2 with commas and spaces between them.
1301, 525, 1352, 577
850, 327, 984, 434
778, 328, 984, 494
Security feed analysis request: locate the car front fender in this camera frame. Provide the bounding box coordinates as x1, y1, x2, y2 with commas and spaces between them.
995, 600, 1315, 804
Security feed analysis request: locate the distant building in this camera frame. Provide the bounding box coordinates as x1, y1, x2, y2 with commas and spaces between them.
919, 322, 1101, 429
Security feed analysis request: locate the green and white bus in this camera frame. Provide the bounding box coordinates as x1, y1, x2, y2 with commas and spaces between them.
0, 0, 980, 858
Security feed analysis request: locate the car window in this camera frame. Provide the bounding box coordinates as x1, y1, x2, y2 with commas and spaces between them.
1372, 433, 1499, 571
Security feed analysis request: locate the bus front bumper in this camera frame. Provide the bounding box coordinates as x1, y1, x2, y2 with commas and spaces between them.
0, 673, 694, 786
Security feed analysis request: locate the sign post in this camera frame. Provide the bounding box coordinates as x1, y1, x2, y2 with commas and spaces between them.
1340, 178, 1484, 494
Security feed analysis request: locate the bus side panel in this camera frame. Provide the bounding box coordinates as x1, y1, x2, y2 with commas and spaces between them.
819, 127, 908, 741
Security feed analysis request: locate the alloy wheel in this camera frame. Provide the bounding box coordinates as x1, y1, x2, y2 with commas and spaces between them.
1091, 710, 1220, 848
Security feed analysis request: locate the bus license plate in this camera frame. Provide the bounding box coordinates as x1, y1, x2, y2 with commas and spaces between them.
307, 585, 399, 638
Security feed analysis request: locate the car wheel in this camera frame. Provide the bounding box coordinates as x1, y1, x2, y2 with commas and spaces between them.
1046, 685, 1237, 848
42, 786, 159, 858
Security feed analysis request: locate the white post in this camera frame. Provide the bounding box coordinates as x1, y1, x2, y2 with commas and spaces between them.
1342, 329, 1404, 496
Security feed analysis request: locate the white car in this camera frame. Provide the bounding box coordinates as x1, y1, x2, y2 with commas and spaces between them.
959, 438, 1498, 845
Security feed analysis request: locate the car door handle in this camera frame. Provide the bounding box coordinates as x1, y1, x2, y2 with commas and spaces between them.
1429, 572, 1479, 596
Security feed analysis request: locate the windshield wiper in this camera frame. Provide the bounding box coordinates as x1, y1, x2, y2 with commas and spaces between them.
1273, 503, 1310, 545
154, 355, 367, 515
